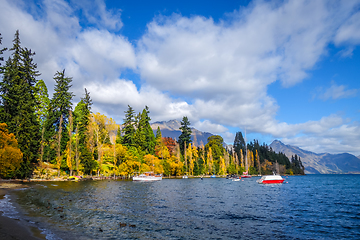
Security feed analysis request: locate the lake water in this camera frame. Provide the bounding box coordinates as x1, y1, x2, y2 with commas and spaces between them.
2, 175, 360, 239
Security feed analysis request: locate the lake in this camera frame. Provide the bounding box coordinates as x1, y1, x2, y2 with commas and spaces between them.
2, 175, 360, 239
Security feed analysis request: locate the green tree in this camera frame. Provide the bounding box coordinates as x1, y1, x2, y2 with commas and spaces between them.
155, 126, 162, 141
134, 110, 146, 152
45, 69, 74, 165
178, 116, 192, 155
0, 30, 40, 178
34, 79, 50, 163
74, 88, 93, 174
143, 106, 156, 154
205, 135, 225, 174
122, 105, 136, 148
233, 131, 245, 166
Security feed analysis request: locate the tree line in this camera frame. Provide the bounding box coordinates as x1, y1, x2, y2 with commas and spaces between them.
0, 31, 304, 179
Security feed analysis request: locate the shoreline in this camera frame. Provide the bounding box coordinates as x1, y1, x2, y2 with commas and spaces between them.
0, 183, 47, 240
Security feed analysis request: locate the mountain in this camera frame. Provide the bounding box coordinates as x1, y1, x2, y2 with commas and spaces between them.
150, 120, 213, 146
270, 140, 360, 174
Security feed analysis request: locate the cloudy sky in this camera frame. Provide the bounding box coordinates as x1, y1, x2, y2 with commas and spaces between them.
1, 0, 360, 156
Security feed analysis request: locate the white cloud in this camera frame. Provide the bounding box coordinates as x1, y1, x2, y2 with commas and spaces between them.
69, 0, 123, 31
1, 0, 360, 156
335, 11, 360, 45
318, 81, 358, 100
282, 121, 360, 155
193, 120, 228, 134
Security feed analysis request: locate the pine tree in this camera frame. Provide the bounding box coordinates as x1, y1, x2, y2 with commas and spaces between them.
178, 116, 192, 155
155, 126, 162, 141
74, 88, 93, 174
143, 106, 156, 154
45, 69, 74, 165
34, 79, 50, 163
122, 105, 136, 147
0, 30, 40, 178
233, 132, 246, 165
134, 110, 146, 152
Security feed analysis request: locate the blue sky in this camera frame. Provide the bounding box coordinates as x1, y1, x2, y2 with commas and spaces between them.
1, 0, 360, 155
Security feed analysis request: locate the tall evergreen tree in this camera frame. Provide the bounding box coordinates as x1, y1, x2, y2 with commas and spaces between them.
122, 105, 136, 147
178, 116, 192, 155
34, 79, 50, 128
233, 131, 246, 164
134, 110, 146, 152
34, 80, 50, 163
0, 30, 40, 177
45, 69, 74, 164
155, 126, 162, 141
74, 88, 93, 172
144, 106, 156, 154
134, 106, 156, 154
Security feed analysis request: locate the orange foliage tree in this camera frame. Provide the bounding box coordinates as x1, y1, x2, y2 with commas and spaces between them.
0, 123, 23, 178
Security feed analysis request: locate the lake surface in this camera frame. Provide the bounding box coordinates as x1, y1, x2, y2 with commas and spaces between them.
2, 175, 360, 239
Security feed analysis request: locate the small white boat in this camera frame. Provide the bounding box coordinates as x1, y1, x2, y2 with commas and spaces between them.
232, 178, 241, 182
256, 174, 284, 184
133, 172, 162, 181
182, 175, 188, 179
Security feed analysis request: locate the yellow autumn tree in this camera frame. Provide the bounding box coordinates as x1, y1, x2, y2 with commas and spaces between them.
169, 155, 184, 176
155, 137, 170, 160
0, 123, 23, 178
90, 112, 119, 176
256, 149, 261, 175
200, 145, 207, 175
143, 154, 163, 174
187, 143, 193, 175
191, 143, 198, 176
219, 156, 226, 175
240, 149, 244, 168
64, 141, 75, 176
224, 151, 230, 171
207, 147, 214, 175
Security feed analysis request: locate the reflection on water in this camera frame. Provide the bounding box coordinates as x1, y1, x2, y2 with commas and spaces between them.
10, 175, 360, 239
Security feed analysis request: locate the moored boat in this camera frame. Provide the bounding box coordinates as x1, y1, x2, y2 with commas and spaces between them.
68, 176, 82, 181
132, 172, 162, 181
256, 174, 284, 184
241, 171, 252, 178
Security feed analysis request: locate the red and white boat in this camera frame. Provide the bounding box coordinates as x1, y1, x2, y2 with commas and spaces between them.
256, 174, 284, 184
241, 171, 252, 178
133, 172, 162, 181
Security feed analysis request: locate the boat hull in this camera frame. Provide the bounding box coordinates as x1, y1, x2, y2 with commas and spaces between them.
132, 172, 162, 181
257, 175, 284, 184
241, 175, 252, 178
132, 176, 162, 181
261, 179, 284, 184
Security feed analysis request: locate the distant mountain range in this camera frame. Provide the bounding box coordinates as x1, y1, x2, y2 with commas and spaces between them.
149, 122, 360, 174
270, 140, 360, 174
150, 120, 213, 146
